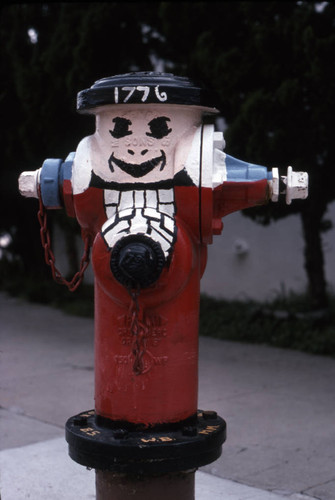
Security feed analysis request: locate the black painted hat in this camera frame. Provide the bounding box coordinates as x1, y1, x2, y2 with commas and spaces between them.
77, 72, 219, 113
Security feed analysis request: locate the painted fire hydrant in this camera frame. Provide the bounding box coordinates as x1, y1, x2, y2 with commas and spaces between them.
19, 72, 308, 499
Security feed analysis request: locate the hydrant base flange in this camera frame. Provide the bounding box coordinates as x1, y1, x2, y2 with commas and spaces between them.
65, 410, 226, 474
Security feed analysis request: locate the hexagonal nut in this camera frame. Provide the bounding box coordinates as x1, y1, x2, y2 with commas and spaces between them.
283, 167, 308, 205
18, 170, 40, 198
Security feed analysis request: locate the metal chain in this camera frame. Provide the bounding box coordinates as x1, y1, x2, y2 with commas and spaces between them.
37, 187, 91, 292
128, 288, 148, 375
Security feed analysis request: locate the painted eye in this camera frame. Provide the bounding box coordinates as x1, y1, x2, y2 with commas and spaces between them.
146, 116, 172, 139
109, 117, 132, 138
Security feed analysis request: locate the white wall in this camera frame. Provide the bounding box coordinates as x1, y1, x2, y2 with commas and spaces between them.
201, 201, 335, 301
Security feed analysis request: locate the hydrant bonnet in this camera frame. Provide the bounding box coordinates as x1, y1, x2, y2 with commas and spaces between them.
77, 72, 219, 112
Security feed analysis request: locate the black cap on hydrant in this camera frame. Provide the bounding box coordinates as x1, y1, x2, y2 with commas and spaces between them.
110, 234, 165, 289
77, 71, 219, 112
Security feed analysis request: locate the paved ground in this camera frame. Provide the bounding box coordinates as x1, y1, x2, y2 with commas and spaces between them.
1, 291, 335, 499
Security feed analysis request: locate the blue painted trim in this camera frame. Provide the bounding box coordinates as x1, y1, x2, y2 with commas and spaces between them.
40, 158, 62, 208
40, 153, 75, 208
226, 155, 272, 182
60, 152, 75, 184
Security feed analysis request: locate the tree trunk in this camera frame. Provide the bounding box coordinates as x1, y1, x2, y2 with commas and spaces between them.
300, 205, 328, 310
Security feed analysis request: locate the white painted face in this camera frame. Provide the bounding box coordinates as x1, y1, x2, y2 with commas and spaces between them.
78, 103, 205, 187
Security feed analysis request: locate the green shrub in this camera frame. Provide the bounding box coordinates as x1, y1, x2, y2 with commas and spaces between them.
199, 293, 335, 357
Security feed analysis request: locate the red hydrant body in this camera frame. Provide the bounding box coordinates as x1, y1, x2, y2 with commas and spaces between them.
18, 72, 308, 494
70, 100, 270, 426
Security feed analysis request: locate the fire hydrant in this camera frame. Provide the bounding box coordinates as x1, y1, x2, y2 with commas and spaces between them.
18, 72, 308, 499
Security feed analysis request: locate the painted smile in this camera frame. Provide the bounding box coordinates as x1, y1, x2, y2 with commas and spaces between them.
108, 151, 166, 178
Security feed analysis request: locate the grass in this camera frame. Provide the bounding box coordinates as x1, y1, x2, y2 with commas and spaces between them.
199, 293, 335, 357
1, 260, 335, 358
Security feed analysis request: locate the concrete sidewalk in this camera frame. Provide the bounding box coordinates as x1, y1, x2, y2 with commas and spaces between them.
1, 291, 335, 499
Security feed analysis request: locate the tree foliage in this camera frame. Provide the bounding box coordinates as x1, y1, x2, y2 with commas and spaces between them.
0, 2, 154, 274
151, 1, 335, 307
1, 2, 334, 307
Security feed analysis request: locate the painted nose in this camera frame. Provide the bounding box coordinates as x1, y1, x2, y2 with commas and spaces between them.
127, 149, 148, 156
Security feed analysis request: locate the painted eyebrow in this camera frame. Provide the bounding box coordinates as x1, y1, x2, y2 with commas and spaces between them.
146, 116, 172, 139
109, 117, 132, 138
